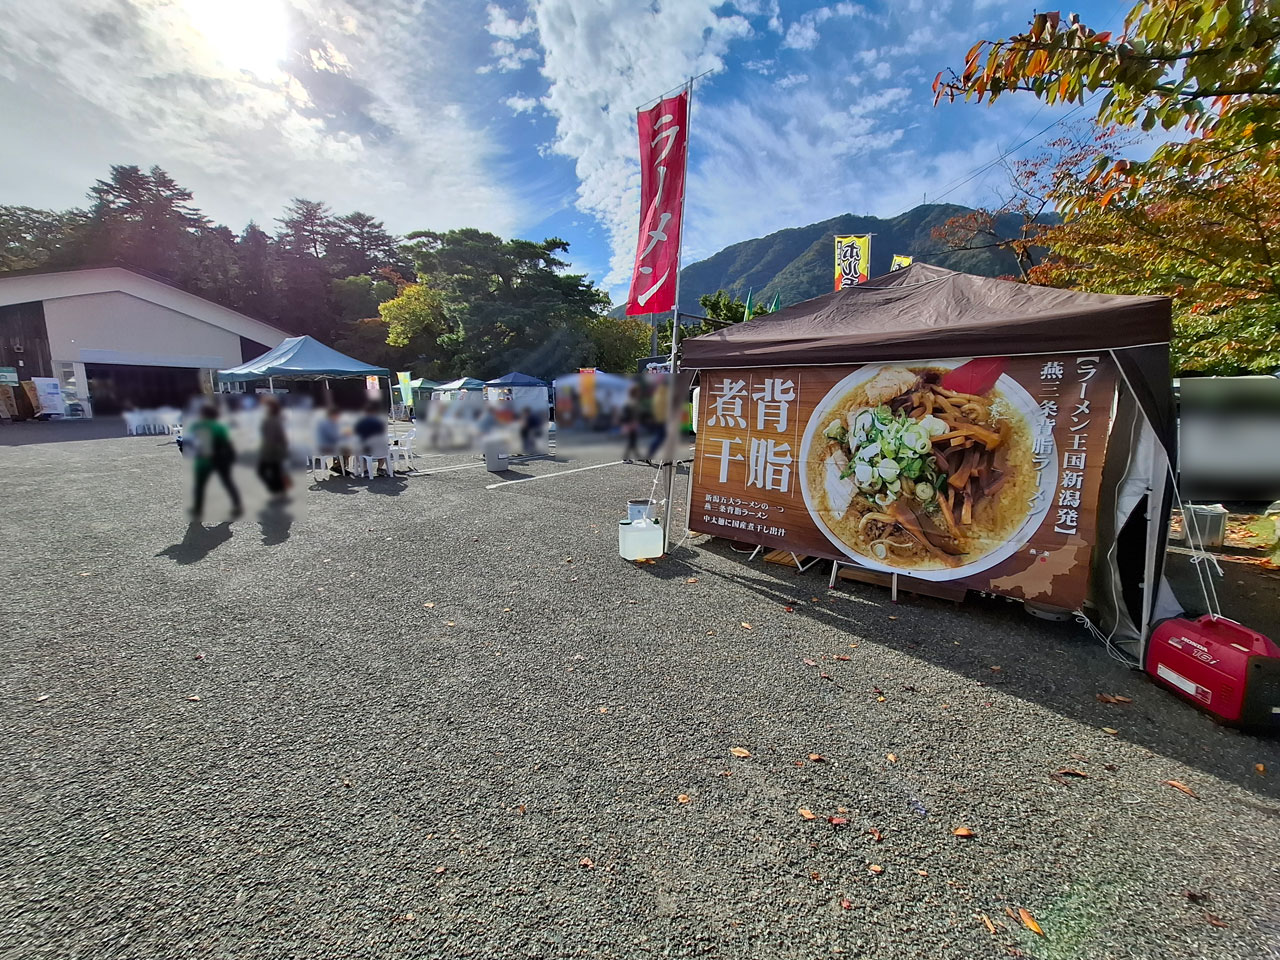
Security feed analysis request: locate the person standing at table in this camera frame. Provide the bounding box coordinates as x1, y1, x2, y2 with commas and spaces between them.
354, 401, 391, 477
188, 403, 242, 520
257, 395, 290, 498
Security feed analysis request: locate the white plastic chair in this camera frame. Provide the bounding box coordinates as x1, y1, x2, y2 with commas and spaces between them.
356, 439, 392, 478
388, 427, 416, 472
123, 411, 140, 436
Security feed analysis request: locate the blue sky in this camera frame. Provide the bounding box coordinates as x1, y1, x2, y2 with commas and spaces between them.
0, 0, 1126, 303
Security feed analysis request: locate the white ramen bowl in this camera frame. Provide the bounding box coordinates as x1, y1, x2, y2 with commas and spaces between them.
798, 360, 1057, 582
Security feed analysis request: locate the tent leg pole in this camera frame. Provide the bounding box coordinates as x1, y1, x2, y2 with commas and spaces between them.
268, 376, 274, 393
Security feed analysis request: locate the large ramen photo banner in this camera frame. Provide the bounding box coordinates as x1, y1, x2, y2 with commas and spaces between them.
690, 354, 1117, 610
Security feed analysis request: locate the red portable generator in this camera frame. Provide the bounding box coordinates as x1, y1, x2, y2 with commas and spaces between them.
1146, 615, 1280, 730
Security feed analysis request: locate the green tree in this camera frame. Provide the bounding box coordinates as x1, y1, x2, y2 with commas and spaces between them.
583, 314, 652, 374
333, 273, 400, 323
81, 164, 207, 277
0, 205, 86, 270
401, 229, 610, 379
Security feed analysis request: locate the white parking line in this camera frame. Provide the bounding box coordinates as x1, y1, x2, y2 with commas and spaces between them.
485, 460, 627, 489
417, 461, 488, 475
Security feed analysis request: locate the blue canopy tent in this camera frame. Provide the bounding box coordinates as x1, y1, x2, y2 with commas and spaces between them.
217, 335, 390, 383
484, 371, 551, 414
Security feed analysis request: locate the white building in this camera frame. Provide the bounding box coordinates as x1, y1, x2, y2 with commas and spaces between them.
0, 265, 290, 414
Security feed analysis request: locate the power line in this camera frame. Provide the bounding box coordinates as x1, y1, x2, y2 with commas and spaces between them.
928, 94, 1096, 206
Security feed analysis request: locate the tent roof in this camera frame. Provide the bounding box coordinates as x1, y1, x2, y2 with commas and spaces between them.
681, 263, 1172, 369
486, 371, 549, 387
218, 335, 389, 381
408, 378, 438, 389
553, 370, 632, 388
432, 377, 486, 391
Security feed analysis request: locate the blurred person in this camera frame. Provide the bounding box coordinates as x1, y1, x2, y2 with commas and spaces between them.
316, 406, 347, 474
354, 401, 391, 476
520, 405, 543, 456
645, 375, 670, 465
257, 396, 290, 498
619, 396, 641, 463
188, 403, 242, 520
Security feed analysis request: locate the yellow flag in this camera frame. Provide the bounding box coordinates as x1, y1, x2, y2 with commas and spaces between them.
834, 235, 871, 289
890, 254, 913, 271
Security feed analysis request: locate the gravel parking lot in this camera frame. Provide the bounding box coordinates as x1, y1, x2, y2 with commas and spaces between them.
3, 420, 1279, 960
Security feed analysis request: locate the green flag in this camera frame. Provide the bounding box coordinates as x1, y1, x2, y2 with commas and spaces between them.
768, 293, 781, 313
742, 288, 753, 323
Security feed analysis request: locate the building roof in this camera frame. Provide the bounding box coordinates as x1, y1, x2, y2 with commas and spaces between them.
0, 263, 292, 346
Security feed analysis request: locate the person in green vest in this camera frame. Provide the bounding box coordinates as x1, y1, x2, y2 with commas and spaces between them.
188, 402, 242, 520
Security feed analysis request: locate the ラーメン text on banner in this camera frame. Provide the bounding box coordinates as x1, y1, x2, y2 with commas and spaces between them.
626, 91, 689, 316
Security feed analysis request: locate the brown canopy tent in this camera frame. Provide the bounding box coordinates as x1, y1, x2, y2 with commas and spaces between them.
681, 263, 1182, 657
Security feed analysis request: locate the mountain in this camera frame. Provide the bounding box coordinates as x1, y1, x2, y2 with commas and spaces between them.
615, 203, 1041, 319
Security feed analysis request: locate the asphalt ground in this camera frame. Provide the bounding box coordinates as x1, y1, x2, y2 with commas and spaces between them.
2, 419, 1279, 960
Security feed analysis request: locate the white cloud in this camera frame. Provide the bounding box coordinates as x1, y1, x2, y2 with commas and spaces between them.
0, 0, 524, 236
486, 37, 541, 72
743, 58, 776, 75
505, 94, 539, 114
485, 3, 535, 40
528, 0, 753, 286
775, 72, 809, 89
782, 2, 865, 51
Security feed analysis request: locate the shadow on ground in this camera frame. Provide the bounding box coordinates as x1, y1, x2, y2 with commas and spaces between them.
157, 521, 234, 564
638, 537, 1280, 801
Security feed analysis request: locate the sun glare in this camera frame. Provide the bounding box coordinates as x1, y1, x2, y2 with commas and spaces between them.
181, 0, 290, 78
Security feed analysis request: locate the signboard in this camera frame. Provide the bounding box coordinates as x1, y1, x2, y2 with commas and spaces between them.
626, 90, 689, 316
834, 235, 870, 289
365, 375, 380, 393
28, 377, 66, 417
690, 354, 1116, 609
397, 371, 413, 406
0, 366, 17, 386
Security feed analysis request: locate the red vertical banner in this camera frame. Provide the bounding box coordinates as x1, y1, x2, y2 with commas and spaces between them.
626, 90, 689, 316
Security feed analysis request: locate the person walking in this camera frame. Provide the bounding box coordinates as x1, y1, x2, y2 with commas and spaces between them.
188, 403, 242, 520
257, 395, 290, 498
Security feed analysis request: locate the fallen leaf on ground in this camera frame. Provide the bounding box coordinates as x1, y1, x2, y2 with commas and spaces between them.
1163, 779, 1198, 798
953, 827, 974, 837
1184, 889, 1209, 903
1055, 769, 1090, 778
868, 864, 883, 874
990, 665, 1002, 672
1256, 763, 1266, 774
1004, 907, 1017, 920
918, 869, 929, 877
1113, 695, 1133, 703
835, 654, 851, 661
784, 606, 794, 613
810, 871, 822, 880
423, 602, 436, 608
677, 794, 690, 804
1103, 763, 1118, 771
1096, 693, 1119, 704
1204, 912, 1228, 928
741, 622, 753, 630
837, 806, 848, 813
730, 747, 752, 758
808, 753, 825, 762
1018, 908, 1044, 936
793, 760, 804, 767
503, 607, 512, 612
598, 707, 608, 714
435, 866, 446, 874
840, 898, 852, 910
828, 816, 849, 826
868, 827, 882, 842
886, 753, 898, 763
579, 857, 594, 869
888, 615, 897, 620
1101, 727, 1119, 735
186, 695, 200, 702
35, 695, 49, 702
981, 914, 996, 935
445, 621, 456, 627
685, 577, 699, 583
516, 804, 526, 815
876, 696, 886, 702
563, 557, 573, 563
799, 808, 817, 820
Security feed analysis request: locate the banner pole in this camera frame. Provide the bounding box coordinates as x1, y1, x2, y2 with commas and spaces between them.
660, 76, 694, 553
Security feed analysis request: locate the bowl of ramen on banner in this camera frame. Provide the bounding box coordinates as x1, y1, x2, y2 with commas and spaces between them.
799, 361, 1055, 581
